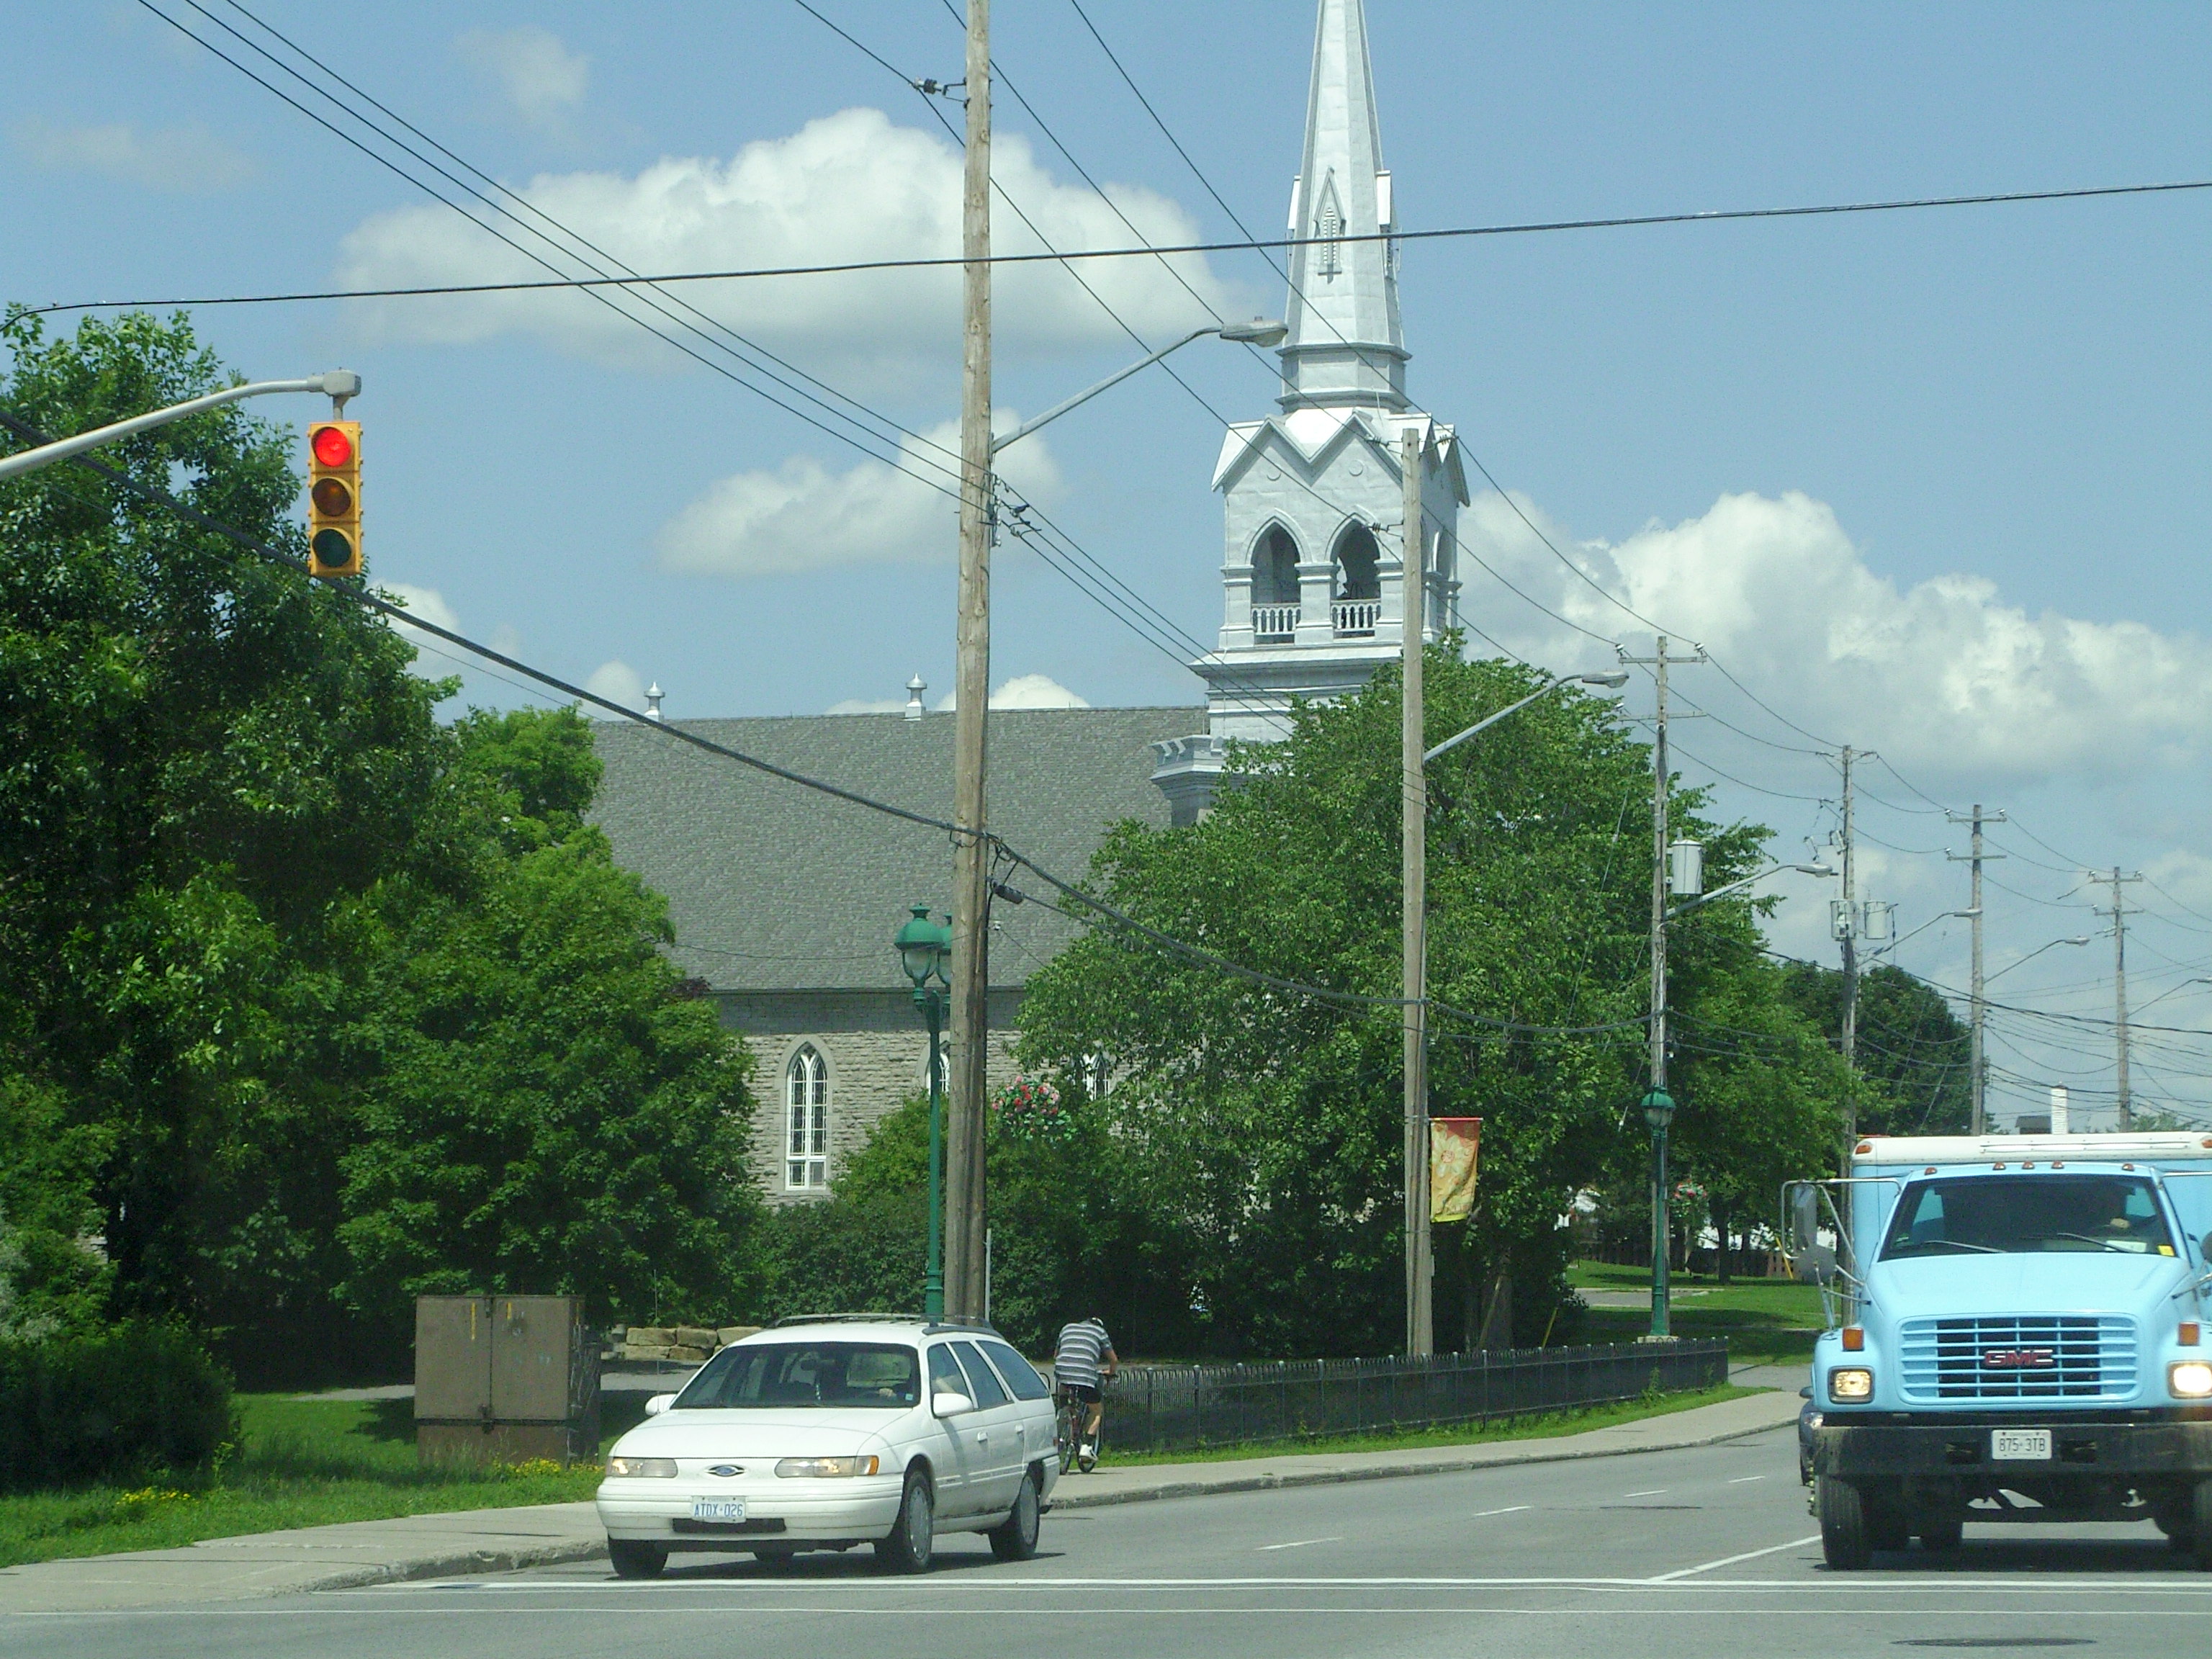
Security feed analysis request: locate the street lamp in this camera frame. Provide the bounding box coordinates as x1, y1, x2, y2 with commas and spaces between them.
1404, 669, 1628, 1356
1665, 863, 1837, 920
1984, 935, 2094, 984
0, 371, 361, 482
1642, 1087, 1677, 1339
895, 903, 953, 1321
989, 320, 1288, 457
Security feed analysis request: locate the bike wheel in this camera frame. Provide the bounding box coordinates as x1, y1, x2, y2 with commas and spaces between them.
1057, 1396, 1079, 1475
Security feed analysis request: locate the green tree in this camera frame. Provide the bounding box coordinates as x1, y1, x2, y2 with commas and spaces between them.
1777, 961, 1971, 1135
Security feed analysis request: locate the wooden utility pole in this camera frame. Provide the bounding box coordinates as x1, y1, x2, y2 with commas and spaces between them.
2094, 866, 2144, 1131
1401, 426, 1430, 1358
945, 0, 993, 1319
1946, 805, 2005, 1136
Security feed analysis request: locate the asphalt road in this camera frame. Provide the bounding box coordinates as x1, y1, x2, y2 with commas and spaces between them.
14, 1424, 2209, 1659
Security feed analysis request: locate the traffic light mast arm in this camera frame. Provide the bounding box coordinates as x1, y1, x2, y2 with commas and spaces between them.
0, 371, 360, 483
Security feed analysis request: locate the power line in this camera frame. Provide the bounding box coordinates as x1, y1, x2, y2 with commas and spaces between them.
29, 174, 2212, 320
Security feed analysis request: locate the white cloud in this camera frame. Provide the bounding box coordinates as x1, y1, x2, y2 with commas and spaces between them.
657, 416, 1061, 577
12, 117, 252, 192
455, 27, 589, 134
335, 107, 1236, 367
376, 581, 463, 678
584, 659, 647, 714
932, 674, 1091, 712
1463, 488, 2212, 786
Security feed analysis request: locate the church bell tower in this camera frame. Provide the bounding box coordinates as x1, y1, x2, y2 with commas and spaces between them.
1151, 0, 1468, 824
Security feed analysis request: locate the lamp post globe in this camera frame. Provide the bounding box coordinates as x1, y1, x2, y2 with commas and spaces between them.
894, 903, 952, 1321
1641, 1088, 1676, 1131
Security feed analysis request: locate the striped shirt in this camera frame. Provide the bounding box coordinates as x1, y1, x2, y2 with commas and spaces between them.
1053, 1319, 1112, 1388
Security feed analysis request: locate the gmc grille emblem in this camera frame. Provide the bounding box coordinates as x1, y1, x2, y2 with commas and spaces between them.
1982, 1349, 2056, 1370
707, 1465, 745, 1477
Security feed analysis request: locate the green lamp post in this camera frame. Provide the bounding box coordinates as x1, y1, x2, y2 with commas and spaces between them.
1642, 1087, 1678, 1339
896, 903, 953, 1321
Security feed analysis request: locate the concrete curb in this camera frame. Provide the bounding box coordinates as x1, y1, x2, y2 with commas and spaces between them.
1047, 1403, 1796, 1510
284, 1537, 611, 1594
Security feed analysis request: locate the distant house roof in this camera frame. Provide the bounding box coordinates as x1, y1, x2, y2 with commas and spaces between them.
590, 707, 1203, 994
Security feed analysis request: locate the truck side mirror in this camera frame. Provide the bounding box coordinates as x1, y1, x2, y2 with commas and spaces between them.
1789, 1184, 1820, 1254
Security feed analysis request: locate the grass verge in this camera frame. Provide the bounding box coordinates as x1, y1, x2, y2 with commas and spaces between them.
0, 1391, 647, 1570
1091, 1380, 1760, 1467
1568, 1261, 1825, 1366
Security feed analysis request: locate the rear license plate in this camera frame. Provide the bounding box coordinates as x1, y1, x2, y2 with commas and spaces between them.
691, 1498, 747, 1523
1991, 1429, 2051, 1462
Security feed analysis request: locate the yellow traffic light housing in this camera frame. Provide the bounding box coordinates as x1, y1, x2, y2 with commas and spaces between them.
306, 420, 361, 578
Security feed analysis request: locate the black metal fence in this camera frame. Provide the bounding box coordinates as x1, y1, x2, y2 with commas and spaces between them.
1095, 1340, 1729, 1455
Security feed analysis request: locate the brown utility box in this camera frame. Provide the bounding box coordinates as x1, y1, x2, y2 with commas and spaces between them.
415, 1295, 601, 1466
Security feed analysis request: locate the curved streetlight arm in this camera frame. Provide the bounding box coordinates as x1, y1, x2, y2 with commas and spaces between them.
1984, 935, 2094, 984
1423, 672, 1629, 765
0, 371, 361, 484
990, 322, 1283, 457
1868, 907, 1979, 960
1667, 863, 1835, 920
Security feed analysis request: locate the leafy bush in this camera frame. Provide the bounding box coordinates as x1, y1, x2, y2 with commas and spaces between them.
0, 1324, 236, 1492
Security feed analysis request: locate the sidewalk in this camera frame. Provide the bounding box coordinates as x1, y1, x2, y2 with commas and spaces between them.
1047, 1385, 1800, 1509
0, 1388, 1798, 1616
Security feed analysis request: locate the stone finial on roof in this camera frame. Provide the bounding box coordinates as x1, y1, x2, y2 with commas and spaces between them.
905, 675, 927, 721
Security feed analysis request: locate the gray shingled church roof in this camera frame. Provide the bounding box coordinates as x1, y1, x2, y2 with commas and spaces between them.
590, 707, 1203, 993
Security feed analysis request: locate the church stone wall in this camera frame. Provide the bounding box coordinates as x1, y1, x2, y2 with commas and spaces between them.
717, 989, 1025, 1205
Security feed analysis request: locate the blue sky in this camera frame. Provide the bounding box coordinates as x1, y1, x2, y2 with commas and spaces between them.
9, 1, 2212, 1125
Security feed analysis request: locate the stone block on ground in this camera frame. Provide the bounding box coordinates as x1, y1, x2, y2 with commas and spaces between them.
673, 1326, 716, 1350
717, 1326, 762, 1347
667, 1345, 710, 1364
626, 1327, 673, 1347
622, 1344, 673, 1362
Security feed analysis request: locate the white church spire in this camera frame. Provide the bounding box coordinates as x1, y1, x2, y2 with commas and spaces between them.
1281, 0, 1407, 411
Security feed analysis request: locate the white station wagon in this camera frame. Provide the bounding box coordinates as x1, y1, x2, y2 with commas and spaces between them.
595, 1316, 1061, 1576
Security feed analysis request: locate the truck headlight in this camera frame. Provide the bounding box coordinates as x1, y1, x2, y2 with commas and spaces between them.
605, 1456, 678, 1478
1828, 1368, 1874, 1403
775, 1455, 882, 1478
2170, 1361, 2212, 1399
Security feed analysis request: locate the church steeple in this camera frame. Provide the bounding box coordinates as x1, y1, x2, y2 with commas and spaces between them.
1280, 0, 1407, 411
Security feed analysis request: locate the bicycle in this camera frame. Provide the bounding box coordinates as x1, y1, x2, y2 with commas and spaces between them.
1056, 1382, 1106, 1474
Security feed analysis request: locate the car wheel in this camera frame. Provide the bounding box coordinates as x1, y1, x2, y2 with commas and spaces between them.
1917, 1516, 1962, 1552
875, 1466, 935, 1575
608, 1539, 667, 1580
990, 1467, 1042, 1562
1817, 1476, 1871, 1571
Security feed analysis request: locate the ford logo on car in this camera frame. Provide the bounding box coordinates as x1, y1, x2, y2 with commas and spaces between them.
707, 1465, 744, 1477
1982, 1349, 2056, 1370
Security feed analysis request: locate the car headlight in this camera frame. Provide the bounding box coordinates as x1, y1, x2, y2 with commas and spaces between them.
605, 1456, 678, 1478
775, 1455, 882, 1478
2170, 1361, 2212, 1399
1805, 1411, 1825, 1429
1828, 1368, 1874, 1403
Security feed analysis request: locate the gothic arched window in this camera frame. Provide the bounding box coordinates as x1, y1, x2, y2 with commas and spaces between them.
1331, 523, 1380, 601
1253, 524, 1300, 606
785, 1046, 829, 1190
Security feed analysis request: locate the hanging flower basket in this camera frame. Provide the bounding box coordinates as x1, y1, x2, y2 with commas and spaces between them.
995, 1076, 1072, 1141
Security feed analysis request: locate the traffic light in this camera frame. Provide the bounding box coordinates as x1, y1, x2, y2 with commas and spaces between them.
306, 419, 361, 578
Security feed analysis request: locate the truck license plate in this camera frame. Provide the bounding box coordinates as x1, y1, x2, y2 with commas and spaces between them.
1991, 1429, 2051, 1462
691, 1498, 747, 1523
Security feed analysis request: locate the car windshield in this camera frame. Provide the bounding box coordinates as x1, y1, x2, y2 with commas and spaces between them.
671, 1342, 921, 1409
1879, 1174, 2177, 1258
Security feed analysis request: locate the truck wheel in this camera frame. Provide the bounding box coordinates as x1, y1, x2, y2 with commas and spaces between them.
1817, 1475, 1871, 1570
2193, 1479, 2212, 1573
1917, 1517, 1963, 1552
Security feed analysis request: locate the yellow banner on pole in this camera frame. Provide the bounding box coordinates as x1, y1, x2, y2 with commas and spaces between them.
1429, 1117, 1482, 1223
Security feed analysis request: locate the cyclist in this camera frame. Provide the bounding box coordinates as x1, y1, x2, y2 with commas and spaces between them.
1053, 1314, 1118, 1468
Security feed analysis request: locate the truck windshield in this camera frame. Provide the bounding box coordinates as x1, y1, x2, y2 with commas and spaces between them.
1880, 1174, 2176, 1259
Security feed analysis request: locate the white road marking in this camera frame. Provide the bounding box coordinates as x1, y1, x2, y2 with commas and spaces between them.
351, 1573, 2212, 1597
1647, 1534, 1822, 1581
1258, 1537, 1342, 1552
1473, 1505, 1533, 1518
1622, 1489, 1668, 1498
1727, 1476, 1766, 1484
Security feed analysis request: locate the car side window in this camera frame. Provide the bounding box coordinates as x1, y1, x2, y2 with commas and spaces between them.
978, 1339, 1051, 1401
948, 1340, 1010, 1408
927, 1343, 968, 1401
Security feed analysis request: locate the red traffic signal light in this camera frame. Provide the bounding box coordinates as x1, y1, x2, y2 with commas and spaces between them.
306, 420, 361, 579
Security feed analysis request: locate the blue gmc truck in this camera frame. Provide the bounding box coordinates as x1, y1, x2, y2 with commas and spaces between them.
1797, 1131, 2212, 1568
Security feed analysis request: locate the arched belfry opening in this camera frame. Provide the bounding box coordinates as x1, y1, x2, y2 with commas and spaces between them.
1251, 523, 1300, 642
1331, 523, 1380, 637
